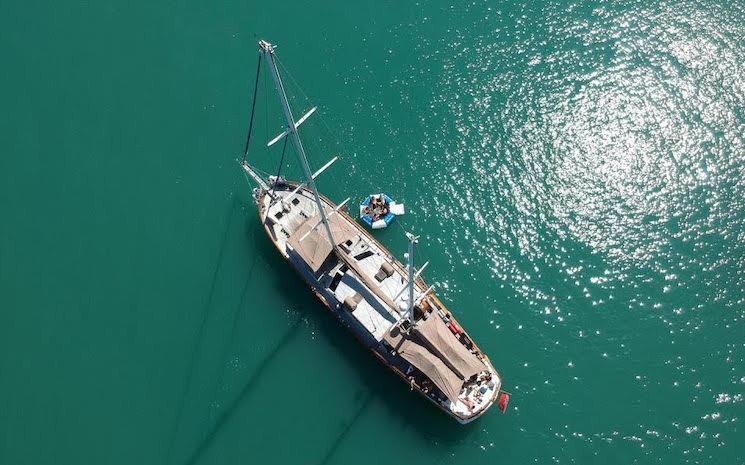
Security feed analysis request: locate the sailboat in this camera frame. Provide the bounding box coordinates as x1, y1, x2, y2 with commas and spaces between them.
239, 39, 507, 423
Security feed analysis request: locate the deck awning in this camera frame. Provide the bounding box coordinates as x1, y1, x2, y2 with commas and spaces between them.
287, 213, 358, 272
413, 315, 485, 381
384, 328, 462, 404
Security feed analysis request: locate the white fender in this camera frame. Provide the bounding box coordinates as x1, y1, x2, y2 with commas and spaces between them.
372, 219, 387, 229
389, 202, 405, 215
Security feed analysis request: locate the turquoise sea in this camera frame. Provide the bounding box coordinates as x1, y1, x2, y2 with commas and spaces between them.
1, 0, 743, 464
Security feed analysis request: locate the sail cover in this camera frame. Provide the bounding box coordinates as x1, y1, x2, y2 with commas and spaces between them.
413, 315, 485, 381
287, 213, 357, 272
385, 332, 462, 404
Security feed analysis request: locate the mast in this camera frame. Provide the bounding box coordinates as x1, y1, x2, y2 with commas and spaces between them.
406, 232, 418, 321
259, 39, 337, 248
256, 40, 400, 315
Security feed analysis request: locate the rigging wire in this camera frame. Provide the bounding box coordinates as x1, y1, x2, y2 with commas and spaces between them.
277, 57, 352, 158
251, 165, 275, 179
275, 57, 327, 179
242, 53, 262, 163
270, 136, 289, 196
275, 57, 349, 195
275, 52, 425, 264
276, 56, 386, 195
264, 54, 270, 158
276, 57, 310, 103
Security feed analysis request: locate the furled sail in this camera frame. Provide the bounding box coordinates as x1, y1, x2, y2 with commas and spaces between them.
384, 328, 462, 403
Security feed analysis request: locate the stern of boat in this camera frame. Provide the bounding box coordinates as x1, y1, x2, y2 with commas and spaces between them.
450, 360, 502, 424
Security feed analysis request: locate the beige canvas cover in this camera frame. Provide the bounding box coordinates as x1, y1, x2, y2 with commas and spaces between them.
384, 328, 462, 403
414, 315, 485, 380
287, 213, 358, 272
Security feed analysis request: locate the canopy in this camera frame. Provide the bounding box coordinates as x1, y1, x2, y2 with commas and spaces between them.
287, 213, 358, 272
413, 315, 485, 381
384, 328, 462, 404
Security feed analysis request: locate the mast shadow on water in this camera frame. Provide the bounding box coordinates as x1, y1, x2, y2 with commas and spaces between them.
179, 216, 472, 465
198, 38, 496, 463
181, 317, 304, 465
166, 194, 241, 465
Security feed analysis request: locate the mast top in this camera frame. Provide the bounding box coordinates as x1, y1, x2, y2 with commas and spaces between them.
259, 39, 275, 54
259, 36, 338, 251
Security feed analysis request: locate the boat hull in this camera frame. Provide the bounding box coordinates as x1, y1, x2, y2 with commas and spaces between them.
252, 183, 501, 423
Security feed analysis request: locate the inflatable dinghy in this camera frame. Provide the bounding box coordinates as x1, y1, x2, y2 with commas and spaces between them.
359, 193, 404, 229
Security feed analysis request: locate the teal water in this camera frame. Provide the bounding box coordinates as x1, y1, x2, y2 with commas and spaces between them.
1, 0, 743, 464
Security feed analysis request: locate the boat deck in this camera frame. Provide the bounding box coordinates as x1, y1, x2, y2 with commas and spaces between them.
260, 182, 427, 341
251, 177, 501, 422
